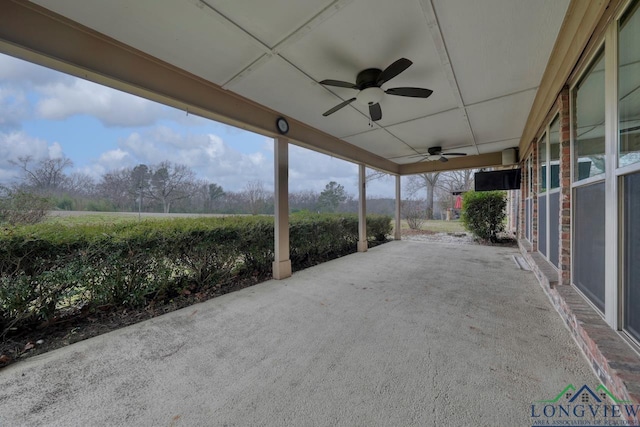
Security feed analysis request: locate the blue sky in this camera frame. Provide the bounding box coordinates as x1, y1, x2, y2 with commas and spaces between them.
0, 53, 397, 197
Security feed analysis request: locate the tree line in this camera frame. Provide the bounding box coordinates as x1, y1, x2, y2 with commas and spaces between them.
2, 156, 398, 215
2, 155, 476, 218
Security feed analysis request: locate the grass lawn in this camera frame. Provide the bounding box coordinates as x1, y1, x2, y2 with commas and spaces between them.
43, 211, 230, 225
45, 211, 143, 225
393, 219, 466, 234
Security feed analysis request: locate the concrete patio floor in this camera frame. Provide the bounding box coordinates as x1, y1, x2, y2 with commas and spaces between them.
0, 241, 598, 426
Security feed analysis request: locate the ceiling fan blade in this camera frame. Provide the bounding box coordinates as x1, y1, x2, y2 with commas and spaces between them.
376, 58, 412, 86
322, 97, 356, 116
442, 152, 467, 156
385, 87, 433, 98
319, 79, 358, 89
369, 103, 382, 121
439, 156, 449, 163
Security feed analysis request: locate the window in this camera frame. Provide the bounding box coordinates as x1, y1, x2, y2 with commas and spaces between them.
619, 1, 640, 168
623, 172, 640, 341
574, 52, 606, 180
572, 50, 606, 312
539, 133, 547, 192
549, 117, 560, 189
620, 2, 640, 343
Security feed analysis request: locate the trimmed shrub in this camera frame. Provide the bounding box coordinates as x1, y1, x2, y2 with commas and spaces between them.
461, 190, 506, 242
0, 214, 391, 335
0, 188, 53, 225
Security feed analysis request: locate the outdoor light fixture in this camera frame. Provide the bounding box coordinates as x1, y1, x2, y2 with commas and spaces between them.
356, 87, 384, 106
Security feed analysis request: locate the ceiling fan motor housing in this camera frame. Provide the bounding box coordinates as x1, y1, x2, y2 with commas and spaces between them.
356, 68, 382, 88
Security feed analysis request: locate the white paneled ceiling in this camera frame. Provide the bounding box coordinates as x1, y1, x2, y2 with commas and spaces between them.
31, 0, 571, 170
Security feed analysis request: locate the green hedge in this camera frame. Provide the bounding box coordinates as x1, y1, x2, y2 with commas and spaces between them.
461, 190, 506, 242
0, 214, 391, 334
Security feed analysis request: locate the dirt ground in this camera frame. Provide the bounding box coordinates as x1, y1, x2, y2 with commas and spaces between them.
0, 275, 265, 368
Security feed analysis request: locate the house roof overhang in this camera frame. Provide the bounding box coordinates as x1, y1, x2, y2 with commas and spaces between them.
0, 0, 610, 174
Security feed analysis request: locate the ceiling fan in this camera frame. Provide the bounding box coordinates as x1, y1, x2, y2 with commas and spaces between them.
319, 58, 433, 122
411, 146, 467, 163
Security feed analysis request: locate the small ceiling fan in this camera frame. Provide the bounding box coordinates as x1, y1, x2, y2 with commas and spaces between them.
411, 146, 467, 163
319, 58, 433, 122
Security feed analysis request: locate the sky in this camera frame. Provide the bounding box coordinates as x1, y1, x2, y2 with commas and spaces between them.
0, 53, 398, 198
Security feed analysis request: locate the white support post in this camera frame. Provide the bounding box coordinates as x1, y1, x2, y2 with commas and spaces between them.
603, 23, 618, 328
273, 137, 291, 279
358, 164, 367, 252
395, 175, 401, 240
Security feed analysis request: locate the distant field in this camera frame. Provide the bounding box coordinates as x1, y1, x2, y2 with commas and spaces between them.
44, 212, 465, 234
45, 211, 230, 225
395, 219, 466, 234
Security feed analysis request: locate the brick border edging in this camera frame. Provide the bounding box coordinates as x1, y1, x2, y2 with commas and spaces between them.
519, 239, 640, 425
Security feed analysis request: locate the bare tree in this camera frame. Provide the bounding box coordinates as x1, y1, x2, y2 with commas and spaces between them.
401, 199, 426, 230
365, 169, 391, 183
148, 161, 197, 214
406, 172, 441, 219
96, 168, 135, 211
10, 155, 73, 195
289, 190, 319, 212
435, 169, 476, 213
63, 172, 96, 197
242, 180, 268, 215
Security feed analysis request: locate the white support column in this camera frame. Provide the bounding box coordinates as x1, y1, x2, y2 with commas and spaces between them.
395, 175, 401, 240
358, 164, 367, 252
603, 23, 618, 328
273, 137, 291, 279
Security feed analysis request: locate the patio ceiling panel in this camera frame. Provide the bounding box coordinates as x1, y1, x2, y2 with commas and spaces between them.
342, 129, 412, 160
229, 55, 375, 139
466, 89, 537, 146
432, 0, 570, 105
476, 138, 521, 155
207, 0, 339, 49
278, 0, 458, 127
31, 0, 266, 86
386, 109, 475, 155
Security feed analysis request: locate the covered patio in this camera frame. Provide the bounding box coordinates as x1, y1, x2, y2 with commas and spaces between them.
2, 0, 640, 424
0, 241, 597, 425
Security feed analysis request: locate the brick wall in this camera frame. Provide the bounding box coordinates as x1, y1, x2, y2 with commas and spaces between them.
558, 87, 571, 286
519, 240, 640, 426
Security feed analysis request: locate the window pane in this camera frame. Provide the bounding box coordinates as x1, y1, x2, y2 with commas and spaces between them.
574, 53, 606, 180
526, 198, 532, 242
573, 182, 606, 312
549, 192, 560, 267
619, 2, 640, 168
539, 134, 547, 192
550, 117, 560, 189
624, 172, 640, 341
538, 195, 547, 256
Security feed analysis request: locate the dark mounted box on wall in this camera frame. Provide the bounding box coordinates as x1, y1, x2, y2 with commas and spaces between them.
474, 169, 521, 191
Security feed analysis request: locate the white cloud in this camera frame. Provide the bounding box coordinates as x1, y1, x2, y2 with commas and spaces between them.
36, 79, 171, 127
0, 54, 71, 87
82, 127, 272, 191
0, 131, 62, 184
0, 87, 29, 131
48, 142, 64, 159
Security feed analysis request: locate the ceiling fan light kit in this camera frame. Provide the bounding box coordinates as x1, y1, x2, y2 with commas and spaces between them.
320, 58, 433, 122
356, 87, 384, 106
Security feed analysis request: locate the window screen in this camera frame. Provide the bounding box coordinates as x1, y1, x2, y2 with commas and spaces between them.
624, 172, 640, 341
573, 182, 606, 312
538, 196, 547, 257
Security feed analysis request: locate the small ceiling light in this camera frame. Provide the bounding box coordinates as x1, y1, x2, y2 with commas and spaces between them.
356, 87, 384, 106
